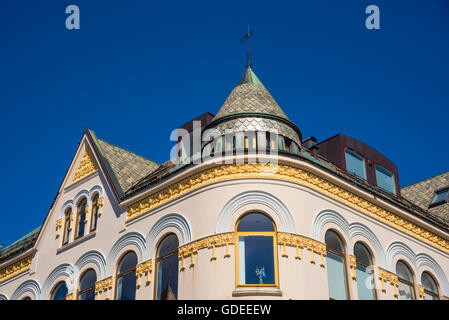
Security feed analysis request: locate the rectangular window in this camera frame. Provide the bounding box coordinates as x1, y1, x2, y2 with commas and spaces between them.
375, 165, 396, 195
326, 251, 348, 300
355, 264, 376, 300
345, 149, 366, 180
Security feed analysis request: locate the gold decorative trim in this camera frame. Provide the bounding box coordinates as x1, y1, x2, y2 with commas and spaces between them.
178, 233, 234, 270
277, 232, 326, 267
417, 285, 425, 300
56, 219, 63, 237
136, 260, 152, 289
0, 255, 32, 283
443, 296, 449, 300
126, 164, 449, 254
95, 277, 113, 300
65, 293, 75, 300
378, 267, 399, 297
349, 255, 357, 280
97, 198, 104, 216
72, 147, 99, 183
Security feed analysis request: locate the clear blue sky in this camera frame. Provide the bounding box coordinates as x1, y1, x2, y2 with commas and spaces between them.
1, 0, 448, 247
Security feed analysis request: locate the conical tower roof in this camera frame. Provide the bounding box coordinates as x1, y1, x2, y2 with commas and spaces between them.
206, 67, 302, 145
213, 67, 290, 121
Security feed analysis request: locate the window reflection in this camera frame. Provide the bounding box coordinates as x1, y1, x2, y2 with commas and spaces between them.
155, 234, 179, 300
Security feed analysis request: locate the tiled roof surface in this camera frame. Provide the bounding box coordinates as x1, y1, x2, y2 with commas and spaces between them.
0, 226, 40, 264
401, 171, 449, 224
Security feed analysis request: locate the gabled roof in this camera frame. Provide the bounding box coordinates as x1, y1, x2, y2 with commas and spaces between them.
212, 67, 290, 121
88, 130, 160, 197
401, 171, 449, 223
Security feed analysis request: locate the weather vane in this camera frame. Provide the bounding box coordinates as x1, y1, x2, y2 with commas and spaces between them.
240, 25, 254, 69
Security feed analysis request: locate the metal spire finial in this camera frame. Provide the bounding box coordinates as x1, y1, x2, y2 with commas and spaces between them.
240, 25, 254, 69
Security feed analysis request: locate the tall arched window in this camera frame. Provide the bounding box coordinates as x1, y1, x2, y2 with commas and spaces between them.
90, 194, 99, 232
354, 242, 376, 300
421, 272, 439, 300
62, 208, 72, 245
51, 282, 68, 300
325, 230, 349, 300
396, 260, 415, 300
235, 213, 278, 288
155, 234, 179, 300
115, 251, 137, 300
78, 269, 97, 300
75, 198, 87, 239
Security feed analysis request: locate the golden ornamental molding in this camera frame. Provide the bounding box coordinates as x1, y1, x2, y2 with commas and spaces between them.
136, 260, 152, 289
94, 277, 113, 300
97, 197, 104, 216
0, 255, 32, 283
178, 233, 234, 270
126, 164, 449, 254
443, 296, 449, 300
56, 219, 63, 238
349, 255, 357, 280
277, 232, 326, 267
417, 285, 425, 300
65, 293, 75, 300
378, 267, 399, 297
72, 148, 99, 183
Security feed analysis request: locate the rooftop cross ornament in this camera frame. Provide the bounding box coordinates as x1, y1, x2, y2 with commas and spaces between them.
240, 25, 254, 69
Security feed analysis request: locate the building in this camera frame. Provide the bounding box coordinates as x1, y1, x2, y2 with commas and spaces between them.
0, 66, 448, 300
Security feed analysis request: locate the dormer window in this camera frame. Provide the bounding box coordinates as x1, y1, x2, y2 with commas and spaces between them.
344, 148, 366, 180
375, 165, 396, 195
429, 187, 449, 208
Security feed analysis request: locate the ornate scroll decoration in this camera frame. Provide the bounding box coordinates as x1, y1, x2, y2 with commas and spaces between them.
277, 233, 326, 267
72, 148, 99, 183
178, 233, 234, 270
56, 219, 63, 237
126, 164, 449, 254
136, 260, 152, 289
95, 277, 113, 300
97, 198, 104, 216
65, 293, 75, 300
349, 256, 357, 280
417, 285, 425, 300
0, 255, 32, 283
378, 267, 399, 297
83, 205, 89, 223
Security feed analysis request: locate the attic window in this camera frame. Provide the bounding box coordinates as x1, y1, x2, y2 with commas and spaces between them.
429, 187, 449, 208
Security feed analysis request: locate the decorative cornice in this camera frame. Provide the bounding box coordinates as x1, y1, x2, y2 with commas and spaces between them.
136, 260, 152, 289
95, 277, 113, 300
378, 267, 399, 297
72, 148, 99, 183
126, 164, 449, 254
178, 233, 234, 270
0, 255, 32, 283
277, 232, 326, 267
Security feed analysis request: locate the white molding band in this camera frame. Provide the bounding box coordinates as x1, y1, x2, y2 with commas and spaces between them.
42, 263, 75, 298
105, 232, 146, 277
74, 250, 107, 280
11, 279, 41, 300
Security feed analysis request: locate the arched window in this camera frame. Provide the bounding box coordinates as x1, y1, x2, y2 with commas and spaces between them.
116, 251, 138, 300
78, 269, 97, 300
396, 260, 415, 300
90, 194, 99, 232
421, 272, 439, 300
62, 208, 72, 245
354, 242, 376, 300
235, 213, 278, 287
21, 296, 32, 300
155, 234, 179, 300
75, 198, 88, 239
325, 230, 349, 300
51, 282, 68, 300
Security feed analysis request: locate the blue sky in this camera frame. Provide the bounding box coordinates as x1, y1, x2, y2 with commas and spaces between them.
0, 0, 448, 247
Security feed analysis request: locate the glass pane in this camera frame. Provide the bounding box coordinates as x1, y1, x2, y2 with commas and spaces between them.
424, 292, 437, 300
345, 149, 366, 180
119, 252, 138, 273
156, 254, 179, 300
421, 272, 437, 293
398, 281, 414, 300
326, 251, 348, 300
396, 261, 413, 282
375, 165, 396, 194
325, 230, 344, 254
80, 269, 97, 290
238, 235, 275, 285
431, 190, 448, 204
116, 272, 136, 300
356, 264, 376, 300
157, 234, 179, 258
237, 213, 274, 232
290, 142, 299, 155
52, 282, 68, 300
78, 288, 95, 300
77, 212, 85, 237
354, 243, 372, 266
